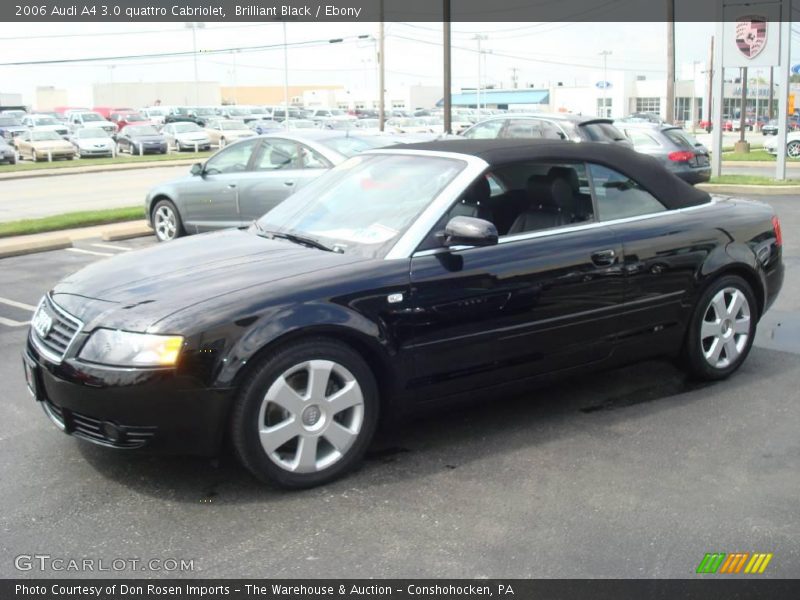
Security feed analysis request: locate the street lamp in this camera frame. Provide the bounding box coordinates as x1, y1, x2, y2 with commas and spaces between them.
599, 50, 612, 118
185, 22, 205, 106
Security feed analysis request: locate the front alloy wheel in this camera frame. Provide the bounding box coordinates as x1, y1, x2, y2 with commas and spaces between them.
232, 339, 379, 488
152, 199, 184, 242
684, 275, 756, 380
787, 141, 800, 159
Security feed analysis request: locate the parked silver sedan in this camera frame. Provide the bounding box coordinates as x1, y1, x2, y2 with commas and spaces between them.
144, 131, 413, 242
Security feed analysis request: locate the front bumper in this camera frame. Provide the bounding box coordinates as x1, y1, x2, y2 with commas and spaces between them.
24, 336, 234, 456
33, 149, 75, 160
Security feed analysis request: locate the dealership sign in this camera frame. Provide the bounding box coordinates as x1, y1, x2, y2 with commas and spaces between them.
721, 1, 781, 68
595, 81, 612, 89
735, 17, 767, 59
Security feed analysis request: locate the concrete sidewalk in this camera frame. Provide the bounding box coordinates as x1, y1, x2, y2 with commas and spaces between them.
0, 220, 151, 259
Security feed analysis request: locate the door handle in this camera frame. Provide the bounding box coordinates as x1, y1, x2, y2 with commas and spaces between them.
284, 181, 295, 187
227, 184, 237, 189
591, 249, 617, 266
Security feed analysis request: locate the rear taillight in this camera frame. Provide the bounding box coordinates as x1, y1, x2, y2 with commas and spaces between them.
668, 150, 695, 162
772, 215, 783, 247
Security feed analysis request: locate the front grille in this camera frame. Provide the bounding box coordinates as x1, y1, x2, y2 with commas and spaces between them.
43, 398, 156, 449
31, 295, 83, 363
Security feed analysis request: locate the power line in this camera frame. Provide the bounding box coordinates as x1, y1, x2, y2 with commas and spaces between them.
0, 23, 270, 41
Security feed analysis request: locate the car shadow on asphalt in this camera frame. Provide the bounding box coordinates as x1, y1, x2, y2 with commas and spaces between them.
74, 347, 792, 503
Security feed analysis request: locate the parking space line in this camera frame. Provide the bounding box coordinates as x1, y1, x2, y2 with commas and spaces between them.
0, 297, 37, 312
0, 316, 29, 327
65, 248, 115, 257
90, 243, 132, 252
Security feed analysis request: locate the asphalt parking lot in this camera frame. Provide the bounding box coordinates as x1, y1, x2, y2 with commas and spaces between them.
0, 197, 798, 579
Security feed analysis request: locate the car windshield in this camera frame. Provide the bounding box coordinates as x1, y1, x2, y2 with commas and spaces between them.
328, 109, 346, 116
120, 113, 144, 122
663, 128, 699, 150
146, 108, 166, 116
0, 117, 21, 126
174, 123, 202, 133
320, 136, 391, 157
127, 126, 158, 136
256, 153, 465, 258
193, 108, 217, 116
226, 108, 250, 116
31, 131, 62, 141
220, 120, 247, 130
33, 117, 59, 125
77, 128, 109, 138
287, 120, 316, 129
81, 113, 104, 122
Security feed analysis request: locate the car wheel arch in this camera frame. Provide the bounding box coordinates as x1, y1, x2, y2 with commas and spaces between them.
149, 193, 178, 221
222, 325, 399, 413
697, 259, 766, 320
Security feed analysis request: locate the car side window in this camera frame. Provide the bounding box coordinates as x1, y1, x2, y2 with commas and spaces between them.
623, 129, 661, 148
299, 144, 332, 169
254, 140, 302, 171
539, 121, 567, 140
463, 120, 504, 139
204, 139, 260, 175
588, 163, 666, 221
503, 119, 542, 139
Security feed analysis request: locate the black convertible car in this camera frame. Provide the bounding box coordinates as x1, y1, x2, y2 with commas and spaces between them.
23, 140, 783, 488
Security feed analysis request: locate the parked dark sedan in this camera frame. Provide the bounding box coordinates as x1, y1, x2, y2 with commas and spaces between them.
116, 125, 168, 155
614, 121, 711, 184
24, 140, 783, 488
0, 136, 17, 164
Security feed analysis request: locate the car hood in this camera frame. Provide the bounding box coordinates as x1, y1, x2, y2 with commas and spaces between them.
51, 229, 365, 333
129, 134, 165, 142
77, 137, 113, 146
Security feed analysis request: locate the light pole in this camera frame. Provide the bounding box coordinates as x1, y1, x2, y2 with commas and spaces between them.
691, 60, 701, 132
599, 50, 612, 117
185, 22, 205, 106
474, 34, 487, 119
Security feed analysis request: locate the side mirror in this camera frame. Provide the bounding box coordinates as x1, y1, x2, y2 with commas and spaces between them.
190, 162, 204, 176
441, 216, 498, 248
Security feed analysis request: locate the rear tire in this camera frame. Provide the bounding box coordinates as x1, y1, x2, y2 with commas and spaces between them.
231, 339, 379, 489
683, 275, 757, 381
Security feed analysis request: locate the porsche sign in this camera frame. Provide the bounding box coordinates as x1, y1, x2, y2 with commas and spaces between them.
735, 17, 767, 60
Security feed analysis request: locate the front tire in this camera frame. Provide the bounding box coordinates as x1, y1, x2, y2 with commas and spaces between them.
787, 141, 800, 159
683, 275, 757, 380
231, 339, 379, 489
152, 199, 184, 242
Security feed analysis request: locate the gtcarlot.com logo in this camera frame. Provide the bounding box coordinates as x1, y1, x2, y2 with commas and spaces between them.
696, 552, 773, 574
14, 554, 194, 572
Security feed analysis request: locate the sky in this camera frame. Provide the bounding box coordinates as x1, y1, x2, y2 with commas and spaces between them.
0, 21, 796, 105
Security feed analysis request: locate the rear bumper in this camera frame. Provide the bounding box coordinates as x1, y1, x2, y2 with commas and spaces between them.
674, 167, 711, 185
24, 337, 234, 456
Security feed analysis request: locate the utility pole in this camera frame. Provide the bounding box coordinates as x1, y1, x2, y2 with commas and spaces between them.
443, 0, 452, 134
378, 2, 385, 132
283, 21, 290, 129
738, 66, 748, 148
185, 22, 205, 106
690, 60, 701, 132
599, 50, 612, 117
666, 0, 675, 123
474, 34, 487, 119
510, 67, 519, 89
706, 35, 714, 132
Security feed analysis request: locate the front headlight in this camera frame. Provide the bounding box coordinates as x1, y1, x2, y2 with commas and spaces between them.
79, 329, 184, 367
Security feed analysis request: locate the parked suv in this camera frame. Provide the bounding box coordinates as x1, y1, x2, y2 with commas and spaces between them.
461, 113, 631, 146
614, 121, 710, 184
68, 111, 117, 136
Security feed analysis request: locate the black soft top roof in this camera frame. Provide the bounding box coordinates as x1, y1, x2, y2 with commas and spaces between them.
393, 139, 711, 210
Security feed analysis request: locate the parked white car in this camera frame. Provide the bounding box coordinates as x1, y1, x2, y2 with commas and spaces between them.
763, 132, 800, 158
20, 114, 69, 137
67, 111, 117, 136
68, 127, 115, 158
162, 122, 212, 151
139, 107, 169, 125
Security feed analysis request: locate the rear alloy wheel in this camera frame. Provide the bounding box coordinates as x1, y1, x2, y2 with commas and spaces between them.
787, 141, 800, 159
231, 339, 379, 489
152, 199, 184, 242
683, 275, 756, 380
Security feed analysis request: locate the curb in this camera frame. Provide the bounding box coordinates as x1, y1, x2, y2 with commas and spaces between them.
720, 160, 800, 168
698, 183, 800, 195
0, 158, 200, 181
0, 220, 151, 259
0, 237, 72, 259
102, 222, 152, 241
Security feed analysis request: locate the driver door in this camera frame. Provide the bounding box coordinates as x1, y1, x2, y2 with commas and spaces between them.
181, 138, 260, 232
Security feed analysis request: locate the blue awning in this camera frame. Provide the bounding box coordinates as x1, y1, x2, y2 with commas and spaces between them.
437, 89, 549, 107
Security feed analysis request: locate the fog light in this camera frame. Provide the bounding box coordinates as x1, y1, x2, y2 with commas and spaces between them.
100, 421, 125, 443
